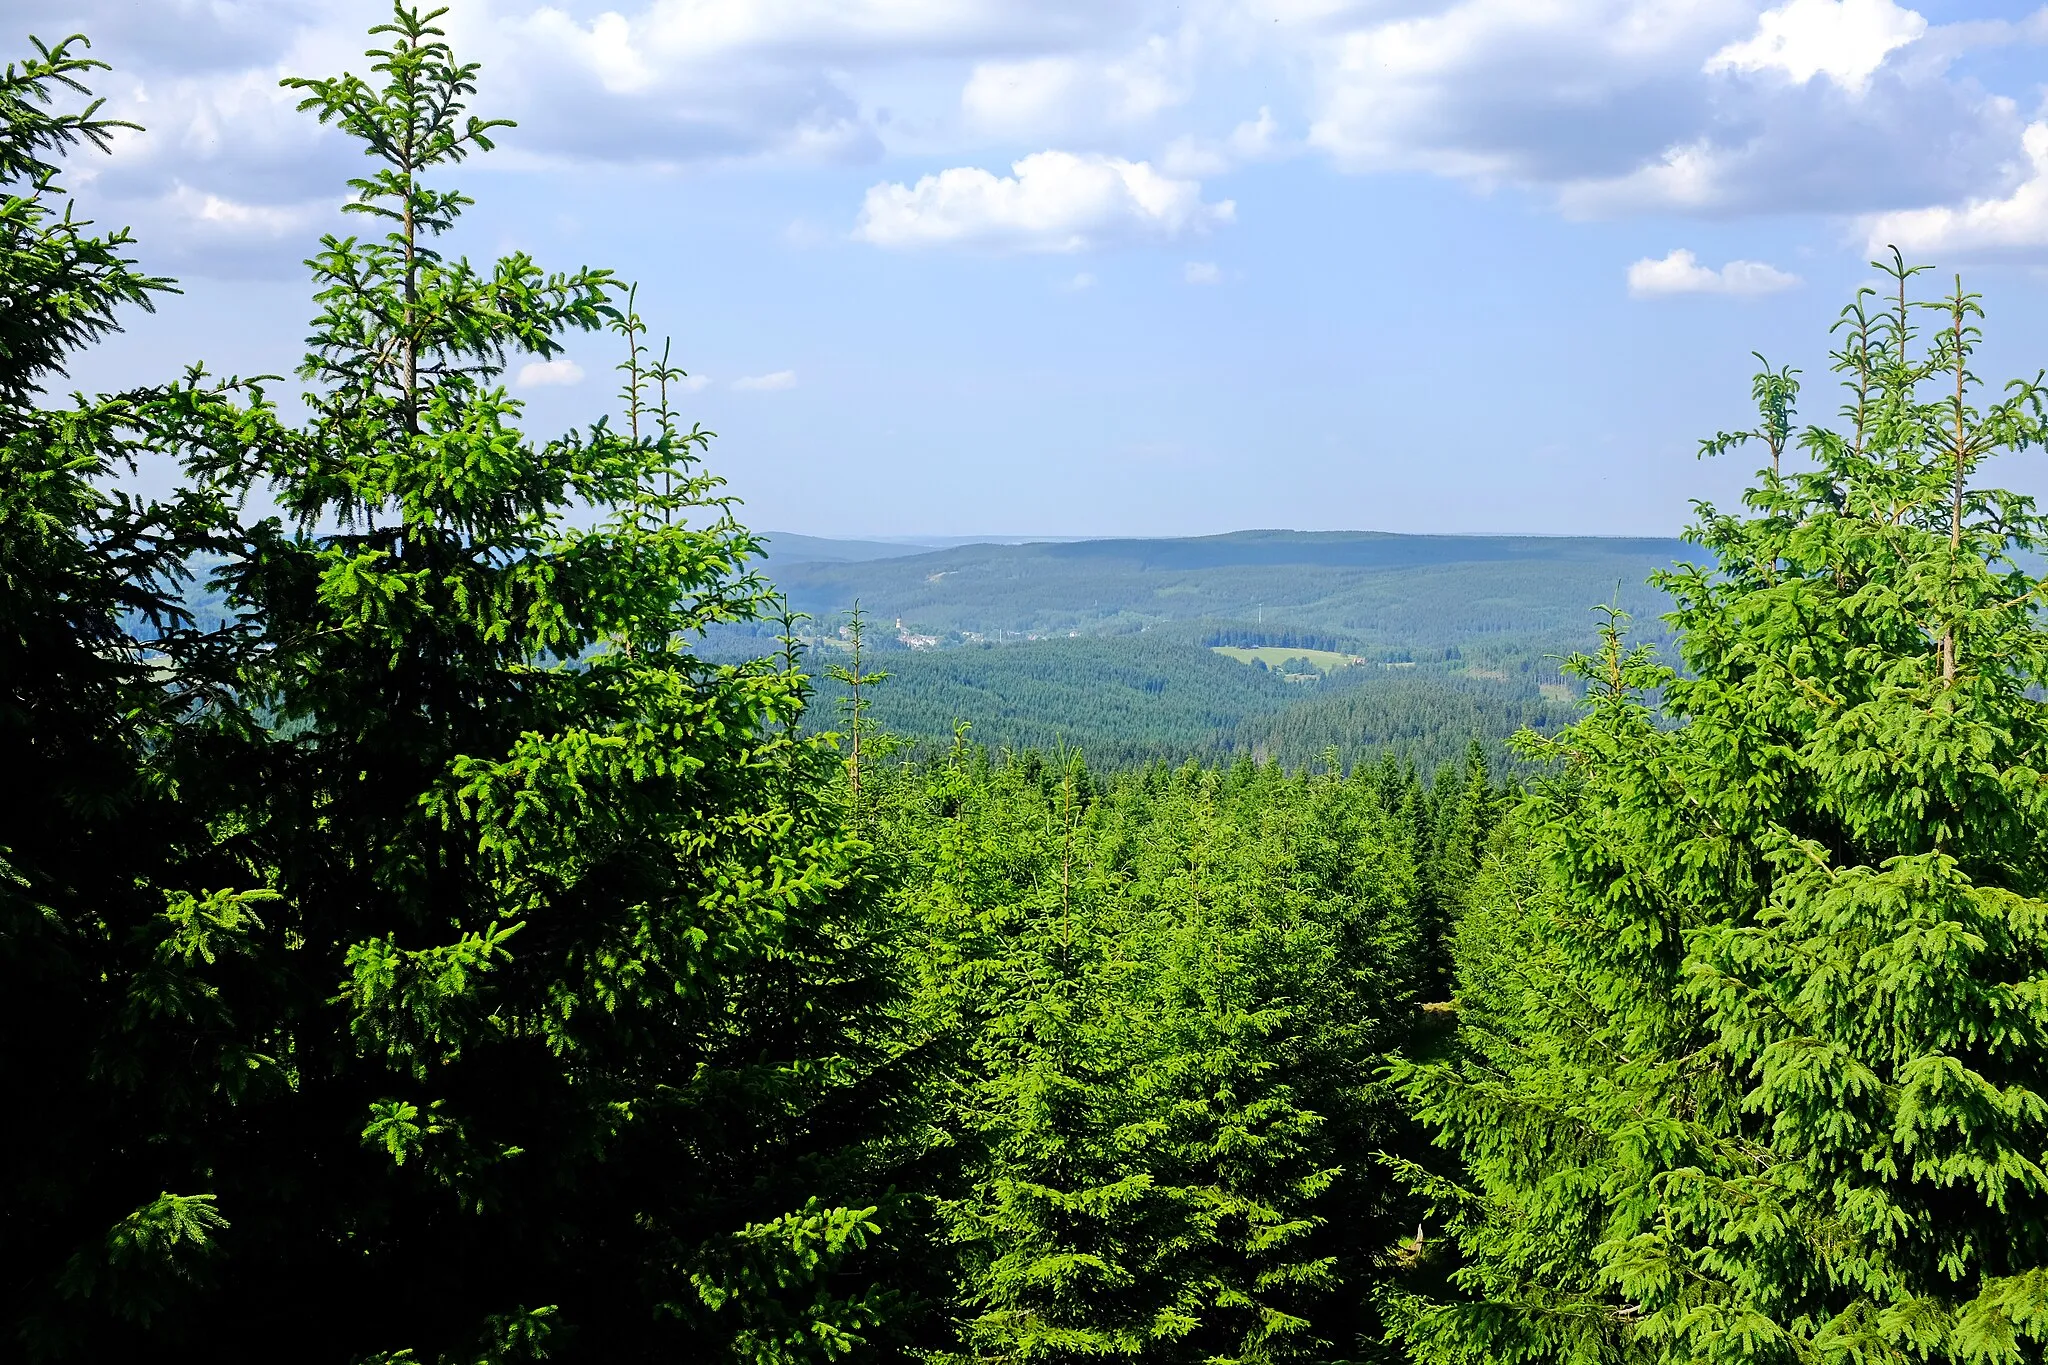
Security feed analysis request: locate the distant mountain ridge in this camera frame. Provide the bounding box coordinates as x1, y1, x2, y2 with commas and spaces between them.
755, 532, 933, 563
748, 528, 1697, 772
761, 528, 1691, 570
745, 528, 1692, 660
929, 529, 1691, 571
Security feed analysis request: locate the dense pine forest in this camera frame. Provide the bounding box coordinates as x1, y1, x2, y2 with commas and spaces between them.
799, 634, 1579, 774
11, 8, 2048, 1364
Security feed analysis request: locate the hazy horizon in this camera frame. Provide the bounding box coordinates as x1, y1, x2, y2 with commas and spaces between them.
765, 528, 1698, 545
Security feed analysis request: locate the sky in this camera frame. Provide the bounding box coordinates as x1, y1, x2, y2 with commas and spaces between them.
21, 0, 2048, 537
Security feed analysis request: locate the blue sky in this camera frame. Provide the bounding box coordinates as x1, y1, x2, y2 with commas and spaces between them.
27, 0, 2048, 536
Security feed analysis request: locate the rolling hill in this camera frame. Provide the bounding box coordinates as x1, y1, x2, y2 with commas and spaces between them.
739, 529, 1691, 662
755, 532, 934, 563
743, 529, 1694, 771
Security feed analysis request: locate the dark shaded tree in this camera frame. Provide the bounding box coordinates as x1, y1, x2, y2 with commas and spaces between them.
4, 10, 915, 1361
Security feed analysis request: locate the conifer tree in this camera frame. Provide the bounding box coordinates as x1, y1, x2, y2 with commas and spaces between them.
877, 749, 1429, 1362
1122, 760, 1422, 1363
1417, 741, 1497, 998
0, 35, 270, 1356
1390, 256, 2048, 1365
830, 602, 891, 811
6, 9, 911, 1359
918, 752, 1176, 1360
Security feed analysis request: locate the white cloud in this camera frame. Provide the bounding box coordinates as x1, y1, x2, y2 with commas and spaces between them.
962, 56, 1090, 134
23, 0, 1161, 234
1160, 107, 1283, 177
960, 30, 1195, 140
1863, 121, 2048, 256
516, 358, 586, 387
1705, 0, 1927, 95
1626, 248, 1801, 297
732, 370, 798, 391
102, 182, 339, 279
856, 150, 1233, 253
1300, 0, 2021, 219
677, 372, 714, 393
1183, 260, 1221, 284
1557, 83, 2026, 218
477, 0, 1177, 167
21, 0, 2048, 279
1559, 140, 1731, 216
1058, 271, 1098, 291
1306, 0, 1751, 180
160, 183, 321, 237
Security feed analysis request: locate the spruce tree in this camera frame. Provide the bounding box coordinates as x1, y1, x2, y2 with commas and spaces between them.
917, 752, 1177, 1361
6, 8, 910, 1359
877, 750, 1429, 1362
1389, 256, 2048, 1364
0, 34, 267, 1356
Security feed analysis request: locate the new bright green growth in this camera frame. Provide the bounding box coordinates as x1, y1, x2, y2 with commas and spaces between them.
2, 7, 903, 1359
1391, 253, 2048, 1364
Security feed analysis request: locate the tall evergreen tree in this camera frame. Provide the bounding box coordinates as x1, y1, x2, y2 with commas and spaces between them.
1389, 256, 2048, 1364
5, 9, 912, 1360
914, 751, 1181, 1361
0, 33, 263, 1359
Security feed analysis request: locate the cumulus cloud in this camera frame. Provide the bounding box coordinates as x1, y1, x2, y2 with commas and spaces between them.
1862, 121, 2048, 257
516, 358, 585, 387
1183, 260, 1221, 284
20, 0, 2048, 274
1552, 75, 2026, 219
1705, 0, 1926, 94
960, 30, 1195, 140
1301, 0, 2027, 221
1306, 0, 1746, 182
15, 0, 1167, 275
1160, 108, 1283, 178
105, 183, 339, 279
158, 186, 303, 235
1057, 271, 1098, 291
962, 57, 1088, 133
732, 370, 798, 391
454, 0, 1173, 167
856, 151, 1233, 252
484, 3, 882, 165
1626, 248, 1801, 297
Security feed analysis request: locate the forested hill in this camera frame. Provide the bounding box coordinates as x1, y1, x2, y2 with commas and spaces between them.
805, 634, 1580, 773
755, 531, 931, 563
751, 528, 1692, 662
750, 529, 1687, 772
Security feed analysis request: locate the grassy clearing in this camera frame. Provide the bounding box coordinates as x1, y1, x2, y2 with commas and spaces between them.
1212, 646, 1363, 673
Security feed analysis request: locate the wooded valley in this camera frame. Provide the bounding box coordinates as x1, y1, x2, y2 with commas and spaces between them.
10, 8, 2048, 1364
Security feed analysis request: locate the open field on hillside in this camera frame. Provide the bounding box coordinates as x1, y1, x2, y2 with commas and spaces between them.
1211, 645, 1366, 673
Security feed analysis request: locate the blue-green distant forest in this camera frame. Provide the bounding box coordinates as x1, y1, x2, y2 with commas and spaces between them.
16, 10, 2048, 1365
745, 528, 1687, 665
726, 530, 1686, 770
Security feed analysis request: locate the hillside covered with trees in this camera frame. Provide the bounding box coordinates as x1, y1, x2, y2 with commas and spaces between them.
732, 529, 1686, 670
11, 9, 2048, 1365
728, 527, 1681, 772
800, 633, 1577, 775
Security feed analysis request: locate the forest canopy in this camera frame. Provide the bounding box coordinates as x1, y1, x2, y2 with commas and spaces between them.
6, 7, 2048, 1365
